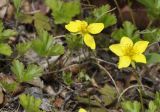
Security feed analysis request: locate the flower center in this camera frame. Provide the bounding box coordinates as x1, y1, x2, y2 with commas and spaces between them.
122, 45, 135, 57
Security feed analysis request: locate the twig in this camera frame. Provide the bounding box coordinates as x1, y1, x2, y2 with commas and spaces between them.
95, 62, 120, 95
118, 84, 151, 102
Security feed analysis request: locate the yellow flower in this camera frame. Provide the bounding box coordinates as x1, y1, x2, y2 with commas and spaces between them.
78, 108, 87, 112
109, 37, 149, 69
65, 20, 104, 49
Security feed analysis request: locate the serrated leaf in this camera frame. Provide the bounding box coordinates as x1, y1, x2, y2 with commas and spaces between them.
0, 29, 17, 40
11, 60, 25, 82
137, 0, 160, 19
16, 42, 32, 55
48, 44, 64, 56
18, 13, 33, 24
13, 0, 22, 10
99, 84, 117, 105
66, 34, 83, 50
32, 30, 64, 57
146, 101, 157, 112
142, 28, 160, 43
111, 21, 140, 42
34, 12, 51, 31
0, 20, 17, 41
86, 5, 117, 28
46, 0, 80, 24
11, 60, 43, 83
0, 43, 12, 56
62, 72, 73, 86
0, 81, 18, 92
121, 101, 141, 112
23, 64, 43, 82
19, 94, 42, 112
146, 53, 160, 64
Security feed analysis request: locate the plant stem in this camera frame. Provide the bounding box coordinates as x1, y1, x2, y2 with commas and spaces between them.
133, 68, 144, 112
128, 0, 136, 25
113, 0, 123, 22
147, 19, 153, 28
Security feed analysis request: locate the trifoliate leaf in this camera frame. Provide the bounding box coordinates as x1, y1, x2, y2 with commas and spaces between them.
111, 21, 140, 42
32, 30, 64, 57
0, 43, 12, 56
11, 60, 43, 83
45, 0, 80, 24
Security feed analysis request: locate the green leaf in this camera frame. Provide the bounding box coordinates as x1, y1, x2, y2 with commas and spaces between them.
0, 29, 17, 40
86, 5, 117, 28
121, 101, 141, 112
16, 42, 32, 55
11, 60, 43, 83
45, 0, 80, 24
62, 72, 73, 86
0, 81, 18, 93
48, 44, 64, 56
111, 21, 140, 42
13, 0, 22, 11
23, 64, 43, 82
142, 28, 160, 43
146, 101, 157, 112
0, 43, 12, 56
11, 60, 25, 82
32, 30, 64, 57
99, 84, 117, 105
154, 92, 160, 107
0, 20, 4, 32
19, 94, 43, 112
34, 12, 51, 31
137, 0, 160, 19
18, 13, 33, 24
0, 20, 17, 41
146, 53, 160, 64
66, 34, 83, 50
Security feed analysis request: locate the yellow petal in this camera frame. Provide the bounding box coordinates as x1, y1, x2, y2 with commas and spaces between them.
83, 34, 96, 49
87, 23, 104, 34
120, 37, 133, 47
118, 56, 131, 69
79, 108, 87, 112
132, 54, 146, 63
65, 20, 87, 33
109, 44, 124, 56
133, 41, 149, 53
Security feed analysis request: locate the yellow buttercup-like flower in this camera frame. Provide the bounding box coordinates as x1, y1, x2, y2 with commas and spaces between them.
78, 108, 87, 112
65, 20, 104, 49
109, 37, 149, 69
